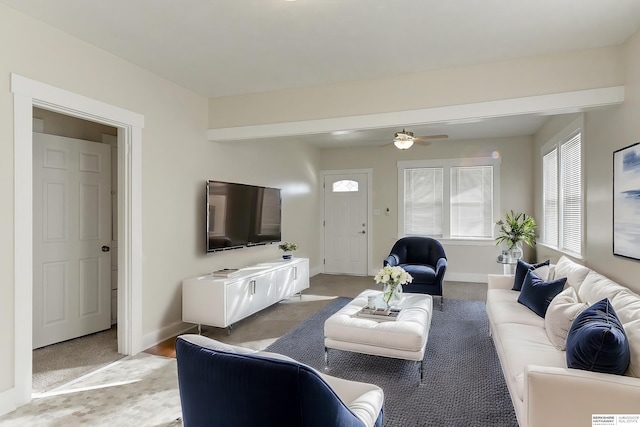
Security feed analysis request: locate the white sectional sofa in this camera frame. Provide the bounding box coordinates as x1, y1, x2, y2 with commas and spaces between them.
487, 256, 640, 427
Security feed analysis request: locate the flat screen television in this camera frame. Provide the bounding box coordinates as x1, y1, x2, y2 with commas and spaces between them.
206, 180, 282, 252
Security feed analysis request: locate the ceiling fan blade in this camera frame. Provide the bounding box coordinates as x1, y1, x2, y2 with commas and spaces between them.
414, 140, 432, 146
414, 134, 448, 141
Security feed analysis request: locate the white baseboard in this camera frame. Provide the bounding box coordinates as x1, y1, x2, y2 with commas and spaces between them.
445, 272, 488, 283
0, 387, 17, 417
142, 321, 195, 351
309, 265, 323, 277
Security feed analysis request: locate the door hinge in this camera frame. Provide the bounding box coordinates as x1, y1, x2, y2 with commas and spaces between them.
323, 220, 325, 227
323, 182, 325, 189
323, 258, 326, 265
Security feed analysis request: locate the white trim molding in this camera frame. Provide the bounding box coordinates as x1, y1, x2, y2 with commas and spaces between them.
9, 74, 144, 413
207, 86, 624, 141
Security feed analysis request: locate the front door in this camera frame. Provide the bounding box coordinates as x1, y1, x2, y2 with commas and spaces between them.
33, 132, 112, 349
324, 173, 368, 275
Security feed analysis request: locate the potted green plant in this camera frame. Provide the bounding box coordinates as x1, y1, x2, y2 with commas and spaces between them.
278, 242, 298, 259
495, 210, 537, 260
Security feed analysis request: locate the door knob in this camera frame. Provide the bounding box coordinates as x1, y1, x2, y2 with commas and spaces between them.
360, 230, 366, 234
102, 246, 111, 252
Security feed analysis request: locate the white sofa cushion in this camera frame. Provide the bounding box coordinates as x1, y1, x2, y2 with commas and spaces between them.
578, 271, 627, 304
552, 255, 591, 291
487, 289, 545, 327
544, 287, 589, 350
625, 319, 640, 378
532, 264, 550, 281
610, 289, 640, 325
495, 323, 566, 386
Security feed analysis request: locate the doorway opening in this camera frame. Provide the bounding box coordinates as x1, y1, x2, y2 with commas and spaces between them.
11, 74, 144, 409
31, 109, 123, 393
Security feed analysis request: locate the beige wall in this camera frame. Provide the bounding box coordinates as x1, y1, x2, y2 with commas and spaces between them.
210, 46, 622, 128
584, 28, 640, 294
319, 135, 534, 280
0, 3, 321, 397
533, 29, 640, 295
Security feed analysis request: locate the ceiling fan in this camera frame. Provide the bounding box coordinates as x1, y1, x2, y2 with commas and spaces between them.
388, 129, 448, 149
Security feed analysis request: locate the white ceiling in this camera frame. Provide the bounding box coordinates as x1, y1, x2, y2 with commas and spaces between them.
4, 0, 640, 145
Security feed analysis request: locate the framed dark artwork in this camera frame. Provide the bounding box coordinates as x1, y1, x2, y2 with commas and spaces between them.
613, 141, 640, 260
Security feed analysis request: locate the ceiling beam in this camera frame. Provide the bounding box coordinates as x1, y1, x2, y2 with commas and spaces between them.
207, 86, 624, 142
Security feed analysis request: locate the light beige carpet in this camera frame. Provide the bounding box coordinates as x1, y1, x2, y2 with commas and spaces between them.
32, 326, 124, 394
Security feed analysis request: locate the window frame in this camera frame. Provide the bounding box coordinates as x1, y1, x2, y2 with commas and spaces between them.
539, 115, 584, 258
398, 157, 501, 245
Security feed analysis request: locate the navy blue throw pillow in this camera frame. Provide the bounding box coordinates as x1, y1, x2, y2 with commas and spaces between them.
512, 259, 550, 291
566, 298, 630, 375
517, 270, 566, 318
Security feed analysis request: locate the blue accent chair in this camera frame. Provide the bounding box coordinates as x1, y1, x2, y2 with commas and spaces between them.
176, 334, 384, 427
384, 237, 447, 300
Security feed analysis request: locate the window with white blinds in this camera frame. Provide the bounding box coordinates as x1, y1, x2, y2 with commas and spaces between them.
541, 128, 582, 256
450, 166, 493, 238
399, 158, 500, 241
560, 134, 582, 254
542, 149, 558, 246
404, 168, 443, 236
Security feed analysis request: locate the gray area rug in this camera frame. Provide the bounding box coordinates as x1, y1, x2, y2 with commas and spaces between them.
266, 297, 518, 427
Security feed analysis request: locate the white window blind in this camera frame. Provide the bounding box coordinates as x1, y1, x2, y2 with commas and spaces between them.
542, 148, 558, 247
541, 126, 582, 257
450, 166, 493, 238
404, 168, 443, 236
560, 133, 582, 254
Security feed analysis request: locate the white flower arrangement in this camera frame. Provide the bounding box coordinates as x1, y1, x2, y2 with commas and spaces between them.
374, 265, 413, 306
374, 265, 413, 287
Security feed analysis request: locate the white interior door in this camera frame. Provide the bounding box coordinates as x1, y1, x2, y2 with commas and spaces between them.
33, 133, 112, 349
324, 173, 368, 275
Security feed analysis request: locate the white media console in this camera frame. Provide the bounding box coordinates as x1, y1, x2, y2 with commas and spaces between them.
182, 257, 309, 332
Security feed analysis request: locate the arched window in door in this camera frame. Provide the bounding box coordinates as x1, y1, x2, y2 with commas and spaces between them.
332, 180, 359, 192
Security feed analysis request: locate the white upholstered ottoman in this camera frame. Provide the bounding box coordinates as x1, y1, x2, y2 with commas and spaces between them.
324, 289, 433, 379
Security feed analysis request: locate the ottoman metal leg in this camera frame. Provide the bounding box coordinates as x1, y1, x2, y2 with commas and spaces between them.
324, 347, 329, 371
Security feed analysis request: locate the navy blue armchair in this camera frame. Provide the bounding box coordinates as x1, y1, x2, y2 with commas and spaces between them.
176, 334, 384, 427
384, 237, 447, 299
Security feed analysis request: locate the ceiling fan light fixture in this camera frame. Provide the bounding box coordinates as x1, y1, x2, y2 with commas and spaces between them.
393, 129, 415, 149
